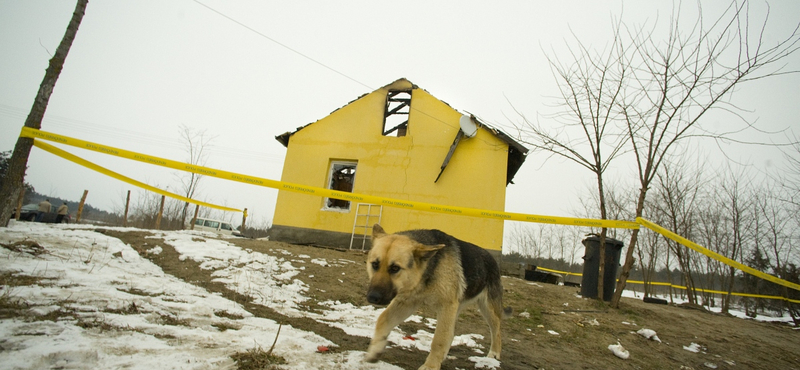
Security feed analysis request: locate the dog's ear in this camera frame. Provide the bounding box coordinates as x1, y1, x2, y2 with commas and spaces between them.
372, 224, 387, 238
413, 243, 445, 261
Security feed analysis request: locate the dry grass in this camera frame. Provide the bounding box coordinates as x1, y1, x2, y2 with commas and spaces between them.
230, 344, 287, 370
0, 240, 48, 256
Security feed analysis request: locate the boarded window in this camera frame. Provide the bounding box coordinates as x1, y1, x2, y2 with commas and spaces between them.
325, 161, 357, 211
383, 90, 411, 137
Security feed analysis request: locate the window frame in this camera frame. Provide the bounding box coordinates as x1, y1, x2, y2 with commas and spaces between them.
323, 160, 358, 212
382, 90, 411, 137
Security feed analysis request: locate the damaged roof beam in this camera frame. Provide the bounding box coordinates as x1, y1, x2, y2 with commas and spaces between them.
383, 121, 408, 136
385, 102, 410, 116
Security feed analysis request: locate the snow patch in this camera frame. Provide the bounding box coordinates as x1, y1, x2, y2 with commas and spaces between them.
608, 342, 630, 359
0, 223, 402, 370
636, 328, 662, 342
470, 355, 501, 369
683, 342, 704, 353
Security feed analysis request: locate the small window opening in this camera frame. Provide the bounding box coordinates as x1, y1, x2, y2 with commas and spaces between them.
325, 161, 357, 210
383, 90, 411, 137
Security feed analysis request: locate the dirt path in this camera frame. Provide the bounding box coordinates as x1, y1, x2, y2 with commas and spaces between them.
107, 230, 800, 370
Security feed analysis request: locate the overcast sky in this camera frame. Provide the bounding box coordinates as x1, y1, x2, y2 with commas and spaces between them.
1, 1, 798, 231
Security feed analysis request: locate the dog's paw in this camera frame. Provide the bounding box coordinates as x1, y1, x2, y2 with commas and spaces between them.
364, 339, 387, 363
487, 350, 501, 360
417, 365, 441, 370
363, 352, 380, 363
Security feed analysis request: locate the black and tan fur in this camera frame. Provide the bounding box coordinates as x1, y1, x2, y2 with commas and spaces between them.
364, 224, 511, 370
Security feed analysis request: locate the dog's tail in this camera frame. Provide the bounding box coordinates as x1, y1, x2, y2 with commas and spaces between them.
489, 278, 513, 319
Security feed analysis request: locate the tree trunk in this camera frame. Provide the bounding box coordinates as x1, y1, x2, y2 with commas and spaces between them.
0, 0, 89, 226
722, 265, 736, 313
596, 173, 609, 301
14, 188, 26, 220
611, 185, 648, 307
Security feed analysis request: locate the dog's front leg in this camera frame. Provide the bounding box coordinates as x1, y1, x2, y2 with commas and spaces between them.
364, 299, 417, 363
419, 302, 459, 370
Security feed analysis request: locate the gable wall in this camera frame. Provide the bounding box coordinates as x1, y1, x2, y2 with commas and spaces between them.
273, 80, 509, 250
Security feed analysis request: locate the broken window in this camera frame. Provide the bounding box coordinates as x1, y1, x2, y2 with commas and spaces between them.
383, 90, 411, 137
325, 161, 357, 211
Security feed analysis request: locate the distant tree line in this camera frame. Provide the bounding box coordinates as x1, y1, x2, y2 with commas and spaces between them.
505, 145, 800, 324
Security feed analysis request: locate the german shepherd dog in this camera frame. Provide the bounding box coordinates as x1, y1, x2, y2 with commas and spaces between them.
364, 224, 511, 370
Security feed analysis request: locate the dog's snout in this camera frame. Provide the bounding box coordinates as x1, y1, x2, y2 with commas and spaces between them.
367, 290, 384, 304
367, 286, 395, 305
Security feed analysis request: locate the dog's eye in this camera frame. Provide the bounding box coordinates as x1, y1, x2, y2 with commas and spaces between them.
371, 261, 380, 271
388, 264, 401, 274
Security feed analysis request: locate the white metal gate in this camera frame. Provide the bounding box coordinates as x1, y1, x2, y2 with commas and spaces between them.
350, 203, 383, 250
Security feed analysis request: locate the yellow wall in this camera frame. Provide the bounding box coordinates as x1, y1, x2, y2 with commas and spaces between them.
273, 79, 509, 250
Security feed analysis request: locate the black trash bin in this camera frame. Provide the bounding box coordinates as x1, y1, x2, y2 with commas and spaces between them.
580, 235, 624, 301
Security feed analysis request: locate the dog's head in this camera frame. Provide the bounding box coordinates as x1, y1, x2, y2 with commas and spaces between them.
365, 224, 444, 305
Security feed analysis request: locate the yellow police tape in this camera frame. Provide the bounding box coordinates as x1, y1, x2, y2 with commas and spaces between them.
20, 127, 800, 298
32, 140, 241, 213
19, 127, 639, 230
535, 266, 800, 304
637, 217, 800, 293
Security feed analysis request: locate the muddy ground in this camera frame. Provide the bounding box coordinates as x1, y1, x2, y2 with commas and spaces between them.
107, 230, 799, 370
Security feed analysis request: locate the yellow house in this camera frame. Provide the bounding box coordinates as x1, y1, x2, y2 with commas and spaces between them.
271, 78, 527, 252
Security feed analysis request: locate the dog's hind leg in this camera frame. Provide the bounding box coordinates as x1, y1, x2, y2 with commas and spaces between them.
420, 302, 459, 370
477, 292, 503, 360
364, 299, 418, 363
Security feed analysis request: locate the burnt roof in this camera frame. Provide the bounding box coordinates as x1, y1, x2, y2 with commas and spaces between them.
275, 79, 528, 185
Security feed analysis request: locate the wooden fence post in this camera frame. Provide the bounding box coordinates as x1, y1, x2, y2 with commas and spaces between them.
123, 190, 130, 227
155, 195, 165, 230
76, 190, 88, 223
241, 208, 248, 235
190, 204, 199, 230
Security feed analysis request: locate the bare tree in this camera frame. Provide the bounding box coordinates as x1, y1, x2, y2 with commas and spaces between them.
506, 223, 585, 265
776, 133, 800, 231
516, 1, 799, 306
715, 168, 755, 313
696, 190, 730, 308
769, 133, 800, 323
513, 18, 630, 299
507, 222, 544, 259
636, 197, 662, 298
121, 187, 194, 230
176, 124, 215, 228
0, 0, 89, 226
610, 1, 800, 307
755, 186, 796, 316
652, 158, 704, 305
